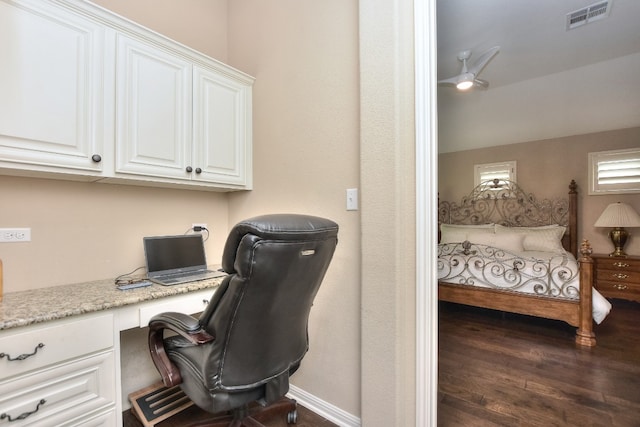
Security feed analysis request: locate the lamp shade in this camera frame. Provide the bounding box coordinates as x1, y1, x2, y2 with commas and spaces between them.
594, 202, 640, 227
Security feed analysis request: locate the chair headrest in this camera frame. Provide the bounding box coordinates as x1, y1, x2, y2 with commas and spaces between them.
221, 214, 338, 273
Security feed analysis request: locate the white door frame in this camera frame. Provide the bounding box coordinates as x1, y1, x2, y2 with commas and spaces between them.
414, 0, 438, 426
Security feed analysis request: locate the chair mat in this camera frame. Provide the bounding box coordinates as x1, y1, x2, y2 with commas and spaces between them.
129, 382, 194, 427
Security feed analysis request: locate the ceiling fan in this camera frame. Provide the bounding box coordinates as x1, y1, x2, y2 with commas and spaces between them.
438, 46, 500, 91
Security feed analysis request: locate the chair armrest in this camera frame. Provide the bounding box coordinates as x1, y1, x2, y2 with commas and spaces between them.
148, 312, 215, 387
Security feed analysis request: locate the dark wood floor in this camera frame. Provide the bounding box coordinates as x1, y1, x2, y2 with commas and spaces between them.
438, 299, 640, 427
123, 399, 337, 427
125, 299, 639, 426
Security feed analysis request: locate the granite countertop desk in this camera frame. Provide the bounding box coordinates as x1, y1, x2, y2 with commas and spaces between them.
0, 276, 225, 331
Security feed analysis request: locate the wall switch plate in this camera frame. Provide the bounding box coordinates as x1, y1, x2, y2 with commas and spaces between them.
346, 188, 358, 211
0, 228, 31, 242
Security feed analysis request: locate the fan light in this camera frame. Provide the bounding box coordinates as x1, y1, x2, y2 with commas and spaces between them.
455, 72, 475, 90
456, 79, 474, 90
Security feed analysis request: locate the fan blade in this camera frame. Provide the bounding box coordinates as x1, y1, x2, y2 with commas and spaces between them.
467, 46, 500, 77
473, 78, 489, 89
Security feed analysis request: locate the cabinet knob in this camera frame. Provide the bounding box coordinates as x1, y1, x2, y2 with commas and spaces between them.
186, 166, 193, 173
613, 284, 628, 291
195, 168, 202, 174
91, 154, 102, 163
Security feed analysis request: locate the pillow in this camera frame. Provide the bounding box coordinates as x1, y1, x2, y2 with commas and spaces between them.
495, 224, 566, 253
440, 223, 494, 244
495, 224, 565, 232
467, 231, 524, 253
522, 231, 565, 253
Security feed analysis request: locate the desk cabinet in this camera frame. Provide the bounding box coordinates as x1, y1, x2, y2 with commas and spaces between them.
592, 254, 640, 303
0, 278, 222, 425
0, 313, 117, 426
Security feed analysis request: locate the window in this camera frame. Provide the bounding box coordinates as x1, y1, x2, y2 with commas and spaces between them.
474, 161, 517, 187
589, 148, 640, 195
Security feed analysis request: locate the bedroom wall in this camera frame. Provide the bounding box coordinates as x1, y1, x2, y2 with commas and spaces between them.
438, 126, 640, 256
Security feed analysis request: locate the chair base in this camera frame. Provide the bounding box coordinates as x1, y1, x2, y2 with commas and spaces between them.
186, 397, 298, 427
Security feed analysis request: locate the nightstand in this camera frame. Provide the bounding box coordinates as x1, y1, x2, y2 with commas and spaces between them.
592, 254, 640, 303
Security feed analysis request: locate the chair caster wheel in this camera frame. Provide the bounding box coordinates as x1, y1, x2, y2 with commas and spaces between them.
287, 409, 298, 424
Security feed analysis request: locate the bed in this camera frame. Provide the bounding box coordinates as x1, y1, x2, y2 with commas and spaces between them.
438, 179, 611, 347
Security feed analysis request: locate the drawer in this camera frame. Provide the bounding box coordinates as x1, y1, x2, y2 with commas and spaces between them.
596, 280, 640, 302
73, 408, 118, 427
0, 313, 113, 380
595, 257, 640, 272
0, 350, 116, 426
596, 269, 640, 283
138, 289, 213, 327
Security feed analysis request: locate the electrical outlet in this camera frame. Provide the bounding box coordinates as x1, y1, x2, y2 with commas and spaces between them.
192, 223, 208, 231
0, 228, 31, 243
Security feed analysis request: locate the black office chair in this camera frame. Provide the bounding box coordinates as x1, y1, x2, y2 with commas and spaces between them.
147, 214, 338, 426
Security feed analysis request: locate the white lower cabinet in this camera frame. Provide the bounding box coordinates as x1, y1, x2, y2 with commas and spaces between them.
0, 314, 116, 426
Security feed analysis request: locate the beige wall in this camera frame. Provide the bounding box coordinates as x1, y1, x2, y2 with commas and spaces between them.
225, 0, 362, 417
92, 0, 228, 60
438, 126, 640, 255
0, 177, 229, 290
359, 0, 418, 425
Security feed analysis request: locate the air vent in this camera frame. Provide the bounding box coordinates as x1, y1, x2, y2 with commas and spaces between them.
566, 0, 612, 30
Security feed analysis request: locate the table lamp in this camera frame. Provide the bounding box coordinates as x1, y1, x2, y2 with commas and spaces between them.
594, 202, 640, 257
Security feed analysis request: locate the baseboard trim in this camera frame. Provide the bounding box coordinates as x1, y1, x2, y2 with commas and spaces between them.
287, 385, 361, 427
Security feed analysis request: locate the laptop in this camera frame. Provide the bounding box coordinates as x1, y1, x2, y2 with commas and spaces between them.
143, 234, 226, 286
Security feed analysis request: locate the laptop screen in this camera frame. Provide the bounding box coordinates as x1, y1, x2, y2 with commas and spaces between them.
144, 234, 207, 275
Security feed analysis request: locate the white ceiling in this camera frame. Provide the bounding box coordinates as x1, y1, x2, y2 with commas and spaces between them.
437, 0, 640, 153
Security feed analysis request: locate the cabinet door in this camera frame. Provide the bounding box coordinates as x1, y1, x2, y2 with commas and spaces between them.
193, 66, 252, 188
115, 33, 192, 180
0, 0, 105, 175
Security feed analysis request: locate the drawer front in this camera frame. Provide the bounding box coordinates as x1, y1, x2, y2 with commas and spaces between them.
0, 350, 116, 426
595, 258, 640, 272
596, 280, 640, 302
596, 269, 640, 283
70, 408, 117, 427
0, 313, 113, 380
138, 290, 212, 327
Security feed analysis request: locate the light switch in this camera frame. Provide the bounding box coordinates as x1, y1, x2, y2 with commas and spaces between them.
346, 188, 358, 211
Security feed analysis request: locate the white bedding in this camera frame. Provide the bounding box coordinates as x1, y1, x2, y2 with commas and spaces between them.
437, 242, 612, 324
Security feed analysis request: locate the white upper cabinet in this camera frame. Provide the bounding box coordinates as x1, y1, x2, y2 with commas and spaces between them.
115, 33, 193, 180
0, 0, 254, 191
192, 65, 252, 186
0, 0, 107, 178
